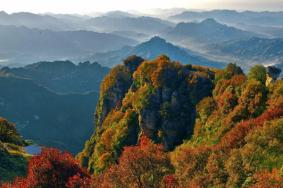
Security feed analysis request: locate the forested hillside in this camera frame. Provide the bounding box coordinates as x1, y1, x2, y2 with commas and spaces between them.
0, 60, 109, 94
78, 55, 283, 187
0, 61, 109, 153
2, 55, 283, 187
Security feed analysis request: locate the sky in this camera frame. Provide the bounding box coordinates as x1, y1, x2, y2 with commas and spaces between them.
0, 0, 282, 14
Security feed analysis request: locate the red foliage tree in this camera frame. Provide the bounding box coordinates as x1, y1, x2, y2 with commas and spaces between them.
94, 135, 173, 188
251, 169, 283, 188
3, 148, 91, 188
66, 173, 92, 188
161, 175, 180, 188
215, 106, 283, 152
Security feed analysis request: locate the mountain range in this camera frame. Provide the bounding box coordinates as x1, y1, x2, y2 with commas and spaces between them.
170, 10, 283, 27
0, 25, 137, 66
0, 60, 109, 93
206, 37, 283, 70
85, 36, 225, 68
164, 18, 256, 46
0, 8, 283, 187
169, 10, 283, 38
87, 15, 173, 34
0, 10, 282, 70
0, 11, 173, 35
0, 11, 82, 31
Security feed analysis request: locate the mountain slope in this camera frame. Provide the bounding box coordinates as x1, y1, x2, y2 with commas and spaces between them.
78, 55, 215, 173
110, 30, 149, 42
164, 18, 255, 45
0, 11, 79, 31
0, 60, 109, 94
78, 56, 283, 187
87, 15, 173, 34
170, 10, 283, 27
0, 75, 99, 154
86, 36, 224, 68
0, 25, 137, 66
0, 60, 109, 153
209, 37, 283, 61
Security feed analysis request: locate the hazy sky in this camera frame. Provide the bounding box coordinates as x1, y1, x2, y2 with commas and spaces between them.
0, 0, 282, 14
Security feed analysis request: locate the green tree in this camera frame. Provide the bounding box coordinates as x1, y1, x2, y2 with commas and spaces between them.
248, 65, 267, 84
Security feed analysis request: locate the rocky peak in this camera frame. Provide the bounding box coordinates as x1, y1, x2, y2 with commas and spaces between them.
201, 18, 219, 25
149, 36, 167, 43
123, 55, 144, 73
79, 55, 215, 173
0, 11, 8, 16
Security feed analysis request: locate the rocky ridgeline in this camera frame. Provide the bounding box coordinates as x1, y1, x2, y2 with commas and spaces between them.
79, 55, 214, 173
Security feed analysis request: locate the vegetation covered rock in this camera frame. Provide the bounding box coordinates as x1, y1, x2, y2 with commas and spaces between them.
0, 118, 28, 183
79, 55, 214, 174
79, 59, 283, 187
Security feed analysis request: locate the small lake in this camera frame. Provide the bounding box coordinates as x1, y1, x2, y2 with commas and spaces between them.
25, 145, 41, 155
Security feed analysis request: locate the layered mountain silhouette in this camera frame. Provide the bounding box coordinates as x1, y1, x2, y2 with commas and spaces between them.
86, 36, 224, 68
87, 15, 173, 34
170, 10, 283, 27
164, 18, 256, 45
210, 37, 283, 59
0, 60, 109, 93
0, 11, 80, 31
0, 8, 283, 187
0, 25, 137, 66
207, 37, 283, 69
110, 30, 149, 42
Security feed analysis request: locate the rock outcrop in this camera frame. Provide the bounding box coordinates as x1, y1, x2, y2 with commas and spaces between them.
266, 66, 281, 86
78, 55, 214, 174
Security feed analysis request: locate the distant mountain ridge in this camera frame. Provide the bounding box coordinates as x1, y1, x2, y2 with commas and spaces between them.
170, 10, 283, 27
164, 18, 256, 45
0, 25, 137, 66
102, 11, 137, 18
0, 60, 109, 94
86, 36, 224, 68
87, 15, 174, 34
0, 11, 81, 31
206, 37, 283, 69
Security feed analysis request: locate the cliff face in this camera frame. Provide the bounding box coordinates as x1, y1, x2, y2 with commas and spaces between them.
95, 56, 143, 127
79, 55, 214, 173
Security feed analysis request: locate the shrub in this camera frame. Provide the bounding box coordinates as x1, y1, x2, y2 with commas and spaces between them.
248, 65, 267, 84
93, 136, 173, 188
3, 148, 90, 188
0, 118, 26, 146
